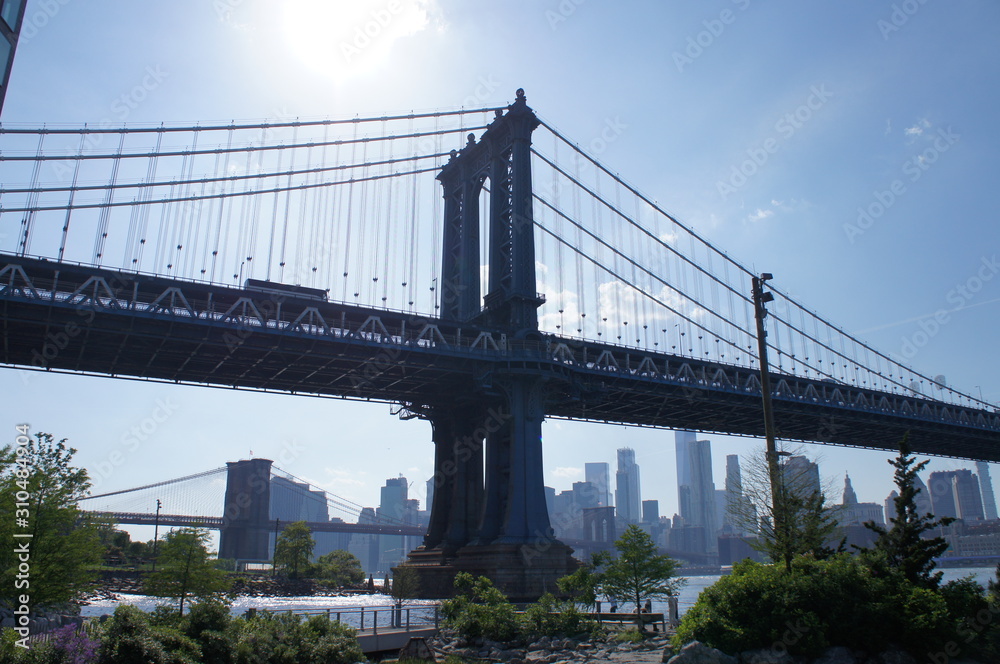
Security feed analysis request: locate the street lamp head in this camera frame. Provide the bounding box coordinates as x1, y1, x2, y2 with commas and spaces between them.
760, 292, 775, 303
760, 272, 773, 281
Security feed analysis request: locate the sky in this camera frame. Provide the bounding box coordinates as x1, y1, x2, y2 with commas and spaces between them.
2, 0, 999, 539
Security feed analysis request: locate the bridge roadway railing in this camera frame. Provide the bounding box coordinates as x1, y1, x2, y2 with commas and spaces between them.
2, 254, 998, 456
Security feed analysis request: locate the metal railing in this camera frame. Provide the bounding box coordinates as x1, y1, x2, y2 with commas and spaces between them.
269, 603, 441, 634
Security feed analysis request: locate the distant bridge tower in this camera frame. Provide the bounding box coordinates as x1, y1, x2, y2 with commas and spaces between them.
401, 90, 578, 600
218, 458, 273, 562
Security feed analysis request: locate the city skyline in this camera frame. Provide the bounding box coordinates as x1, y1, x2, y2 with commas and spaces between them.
1, 3, 998, 542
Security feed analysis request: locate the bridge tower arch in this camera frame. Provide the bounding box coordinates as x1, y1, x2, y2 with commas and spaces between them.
401, 90, 578, 601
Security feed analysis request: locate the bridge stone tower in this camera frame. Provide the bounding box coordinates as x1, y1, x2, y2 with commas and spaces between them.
399, 90, 578, 601
218, 458, 273, 562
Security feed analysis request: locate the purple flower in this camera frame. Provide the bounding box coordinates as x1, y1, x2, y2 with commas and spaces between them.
50, 624, 99, 664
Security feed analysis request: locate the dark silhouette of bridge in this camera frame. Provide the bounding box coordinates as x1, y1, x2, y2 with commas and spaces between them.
3, 90, 998, 598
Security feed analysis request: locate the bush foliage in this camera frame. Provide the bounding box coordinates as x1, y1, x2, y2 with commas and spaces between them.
442, 573, 598, 644
1, 600, 364, 664
673, 555, 1000, 659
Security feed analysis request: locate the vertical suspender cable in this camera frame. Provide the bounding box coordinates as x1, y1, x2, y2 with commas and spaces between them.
279, 124, 299, 283
93, 131, 125, 265
18, 130, 45, 257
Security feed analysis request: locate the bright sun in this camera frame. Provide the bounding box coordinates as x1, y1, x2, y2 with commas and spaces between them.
281, 0, 431, 81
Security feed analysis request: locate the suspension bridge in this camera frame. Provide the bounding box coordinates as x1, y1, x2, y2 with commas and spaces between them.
77, 461, 425, 538
2, 89, 998, 598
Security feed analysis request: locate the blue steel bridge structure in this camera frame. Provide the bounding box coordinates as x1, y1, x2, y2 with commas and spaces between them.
1, 90, 997, 596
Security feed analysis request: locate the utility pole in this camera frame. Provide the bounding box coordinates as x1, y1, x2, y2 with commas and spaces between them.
752, 273, 786, 565
273, 518, 280, 577
151, 499, 162, 572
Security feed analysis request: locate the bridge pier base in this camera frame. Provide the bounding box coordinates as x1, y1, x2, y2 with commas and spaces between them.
397, 541, 578, 604
399, 378, 578, 601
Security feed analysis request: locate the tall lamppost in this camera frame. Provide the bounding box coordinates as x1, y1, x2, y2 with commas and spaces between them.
752, 273, 786, 561
151, 499, 162, 572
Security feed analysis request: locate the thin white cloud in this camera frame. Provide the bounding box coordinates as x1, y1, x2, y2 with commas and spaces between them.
748, 208, 774, 222
904, 118, 931, 137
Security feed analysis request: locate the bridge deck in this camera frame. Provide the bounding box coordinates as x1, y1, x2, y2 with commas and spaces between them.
2, 254, 998, 460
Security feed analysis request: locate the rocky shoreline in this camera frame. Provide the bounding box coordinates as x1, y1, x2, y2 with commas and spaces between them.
90, 571, 378, 601
424, 630, 986, 664
428, 629, 674, 664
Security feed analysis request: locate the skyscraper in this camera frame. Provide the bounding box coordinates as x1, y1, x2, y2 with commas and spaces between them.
642, 500, 659, 524
913, 473, 933, 516
377, 476, 413, 573
842, 474, 858, 505
885, 490, 899, 523
615, 448, 641, 524
781, 455, 821, 500
976, 462, 998, 521
585, 462, 612, 507
722, 454, 746, 534
928, 470, 985, 522
674, 430, 718, 552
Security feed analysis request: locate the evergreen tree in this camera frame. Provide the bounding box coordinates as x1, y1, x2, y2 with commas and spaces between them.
863, 435, 954, 588
144, 528, 231, 615
0, 431, 103, 607
601, 525, 684, 632
274, 521, 314, 579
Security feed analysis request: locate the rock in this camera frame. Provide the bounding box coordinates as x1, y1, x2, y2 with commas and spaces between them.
739, 648, 795, 664
527, 648, 553, 662
0, 618, 13, 629
867, 648, 916, 664
398, 637, 436, 662
815, 646, 857, 664
529, 641, 549, 652
667, 641, 738, 664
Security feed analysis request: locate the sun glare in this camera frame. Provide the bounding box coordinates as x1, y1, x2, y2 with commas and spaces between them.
282, 0, 431, 81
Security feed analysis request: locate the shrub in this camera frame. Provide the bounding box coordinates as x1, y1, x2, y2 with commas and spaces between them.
97, 605, 168, 664
441, 573, 519, 643
150, 627, 202, 664
673, 555, 987, 659
46, 625, 100, 664
184, 600, 234, 664
229, 610, 363, 664
519, 593, 596, 640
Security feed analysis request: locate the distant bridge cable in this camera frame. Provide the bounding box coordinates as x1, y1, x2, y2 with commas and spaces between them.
80, 466, 227, 502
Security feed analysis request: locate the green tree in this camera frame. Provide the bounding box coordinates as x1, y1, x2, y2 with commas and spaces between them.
0, 431, 103, 608
601, 525, 684, 632
144, 528, 231, 615
313, 549, 365, 587
274, 521, 315, 579
557, 550, 610, 610
863, 435, 954, 588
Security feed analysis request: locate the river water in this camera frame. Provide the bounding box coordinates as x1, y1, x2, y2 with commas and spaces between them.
80, 567, 997, 622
